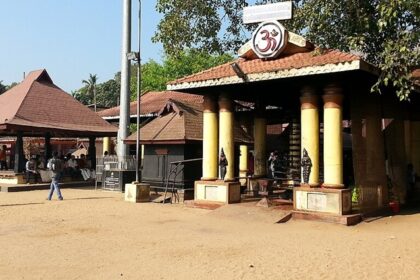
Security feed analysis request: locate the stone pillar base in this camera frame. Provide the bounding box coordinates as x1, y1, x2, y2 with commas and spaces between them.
125, 182, 150, 203
195, 180, 241, 204
300, 183, 320, 188
293, 186, 351, 215
322, 183, 345, 189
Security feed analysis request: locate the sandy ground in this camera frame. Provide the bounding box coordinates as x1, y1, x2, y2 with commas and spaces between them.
0, 188, 419, 280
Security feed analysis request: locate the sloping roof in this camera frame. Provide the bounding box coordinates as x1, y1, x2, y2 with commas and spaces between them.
98, 91, 203, 119
0, 69, 117, 137
168, 49, 377, 90
125, 100, 253, 144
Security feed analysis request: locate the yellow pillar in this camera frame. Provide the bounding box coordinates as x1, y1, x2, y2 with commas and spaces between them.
239, 145, 248, 186
218, 94, 234, 181
202, 95, 218, 180
300, 86, 319, 186
323, 84, 344, 188
254, 114, 267, 177
103, 137, 110, 155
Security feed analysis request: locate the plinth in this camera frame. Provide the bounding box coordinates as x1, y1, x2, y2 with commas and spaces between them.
125, 182, 150, 203
293, 186, 351, 215
194, 180, 241, 204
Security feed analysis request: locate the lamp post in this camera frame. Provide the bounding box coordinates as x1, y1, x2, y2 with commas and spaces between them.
123, 0, 150, 204
127, 0, 141, 182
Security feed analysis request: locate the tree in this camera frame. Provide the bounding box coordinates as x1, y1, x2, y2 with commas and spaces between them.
154, 0, 419, 100
7, 82, 18, 90
82, 74, 98, 111
72, 88, 91, 105
72, 52, 232, 106
96, 78, 120, 107
73, 73, 120, 108
153, 0, 247, 56
0, 80, 7, 95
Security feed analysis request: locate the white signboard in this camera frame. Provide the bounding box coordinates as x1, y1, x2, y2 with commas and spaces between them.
251, 21, 288, 59
243, 2, 293, 24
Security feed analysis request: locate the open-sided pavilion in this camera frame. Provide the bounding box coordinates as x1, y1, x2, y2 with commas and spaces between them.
0, 69, 117, 173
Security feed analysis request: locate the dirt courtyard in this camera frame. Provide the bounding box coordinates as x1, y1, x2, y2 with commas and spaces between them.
0, 188, 419, 280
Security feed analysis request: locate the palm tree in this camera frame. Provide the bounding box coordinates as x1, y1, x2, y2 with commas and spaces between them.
82, 74, 98, 111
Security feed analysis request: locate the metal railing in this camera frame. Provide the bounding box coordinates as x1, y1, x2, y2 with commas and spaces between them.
161, 158, 202, 204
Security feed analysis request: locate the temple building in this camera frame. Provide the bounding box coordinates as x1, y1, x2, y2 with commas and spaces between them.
166, 23, 420, 221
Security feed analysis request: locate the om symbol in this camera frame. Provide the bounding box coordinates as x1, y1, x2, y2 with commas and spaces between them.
252, 21, 286, 59
256, 29, 278, 53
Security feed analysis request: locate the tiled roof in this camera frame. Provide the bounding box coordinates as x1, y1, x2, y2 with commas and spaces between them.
125, 100, 253, 144
0, 69, 117, 136
168, 49, 369, 90
98, 91, 203, 118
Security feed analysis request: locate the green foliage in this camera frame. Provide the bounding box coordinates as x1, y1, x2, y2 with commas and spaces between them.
72, 50, 232, 106
153, 0, 247, 56
0, 80, 7, 95
351, 186, 360, 204
82, 73, 98, 106
0, 81, 18, 95
73, 73, 120, 108
154, 0, 419, 100
7, 82, 18, 90
96, 79, 120, 107
130, 50, 233, 100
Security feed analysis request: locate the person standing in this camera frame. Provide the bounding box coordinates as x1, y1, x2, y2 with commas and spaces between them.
0, 145, 7, 170
268, 151, 279, 179
47, 152, 64, 200
25, 156, 38, 184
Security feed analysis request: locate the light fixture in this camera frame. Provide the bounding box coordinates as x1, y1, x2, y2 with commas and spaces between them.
231, 62, 248, 82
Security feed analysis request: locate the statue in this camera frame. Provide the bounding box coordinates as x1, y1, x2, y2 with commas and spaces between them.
219, 148, 228, 180
301, 148, 312, 184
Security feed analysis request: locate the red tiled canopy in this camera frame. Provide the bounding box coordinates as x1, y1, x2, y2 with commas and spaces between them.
98, 91, 203, 119
167, 49, 375, 90
0, 69, 117, 137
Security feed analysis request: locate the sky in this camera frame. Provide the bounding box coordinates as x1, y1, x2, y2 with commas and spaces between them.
0, 0, 163, 93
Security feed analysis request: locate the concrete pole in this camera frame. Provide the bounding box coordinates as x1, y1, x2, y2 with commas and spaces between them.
239, 145, 248, 186
218, 94, 235, 181
201, 95, 218, 180
14, 131, 25, 173
103, 137, 110, 155
117, 0, 132, 157
89, 137, 97, 170
322, 84, 344, 188
253, 104, 267, 178
300, 86, 319, 186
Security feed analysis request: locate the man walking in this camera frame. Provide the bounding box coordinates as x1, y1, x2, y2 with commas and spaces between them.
47, 152, 64, 200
